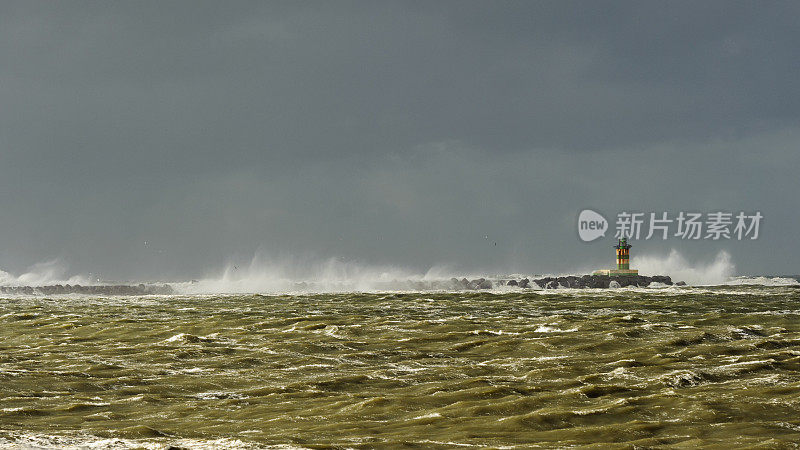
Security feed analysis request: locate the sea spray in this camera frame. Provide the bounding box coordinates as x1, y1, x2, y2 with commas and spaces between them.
0, 259, 90, 287
632, 249, 735, 285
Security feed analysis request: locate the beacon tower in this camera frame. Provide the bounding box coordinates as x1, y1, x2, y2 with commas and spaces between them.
593, 237, 639, 276
615, 237, 631, 270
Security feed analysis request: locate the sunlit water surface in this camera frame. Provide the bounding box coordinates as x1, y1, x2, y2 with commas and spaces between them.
1, 287, 800, 448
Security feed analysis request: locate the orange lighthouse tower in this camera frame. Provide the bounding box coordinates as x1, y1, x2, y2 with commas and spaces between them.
615, 237, 631, 270
593, 237, 639, 276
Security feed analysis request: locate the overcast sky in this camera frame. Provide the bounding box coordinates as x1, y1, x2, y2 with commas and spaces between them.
0, 1, 798, 280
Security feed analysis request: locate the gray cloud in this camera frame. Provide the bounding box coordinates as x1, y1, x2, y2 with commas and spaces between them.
0, 1, 797, 279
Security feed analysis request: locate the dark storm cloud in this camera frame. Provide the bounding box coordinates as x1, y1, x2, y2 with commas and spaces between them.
0, 1, 797, 279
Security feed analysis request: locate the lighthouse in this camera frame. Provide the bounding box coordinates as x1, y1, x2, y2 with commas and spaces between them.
593, 237, 639, 276
615, 237, 631, 270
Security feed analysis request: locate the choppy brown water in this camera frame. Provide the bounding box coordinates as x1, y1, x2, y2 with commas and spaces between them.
2, 287, 800, 448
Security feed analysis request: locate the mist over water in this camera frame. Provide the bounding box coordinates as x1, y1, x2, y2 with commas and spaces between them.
633, 249, 736, 286
0, 260, 89, 287
0, 251, 796, 293
179, 254, 450, 294
179, 249, 793, 293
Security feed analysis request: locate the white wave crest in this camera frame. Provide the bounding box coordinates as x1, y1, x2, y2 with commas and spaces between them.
724, 276, 799, 286
0, 433, 259, 449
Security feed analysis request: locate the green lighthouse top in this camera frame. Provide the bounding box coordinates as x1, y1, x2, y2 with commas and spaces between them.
614, 237, 631, 249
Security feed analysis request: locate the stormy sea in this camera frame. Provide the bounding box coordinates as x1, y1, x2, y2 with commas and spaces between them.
1, 270, 800, 449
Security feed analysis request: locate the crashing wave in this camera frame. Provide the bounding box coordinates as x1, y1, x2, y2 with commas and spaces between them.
723, 276, 799, 286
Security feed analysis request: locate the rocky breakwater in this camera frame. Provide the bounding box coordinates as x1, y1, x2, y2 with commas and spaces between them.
0, 284, 174, 295
528, 274, 679, 289
292, 275, 685, 291
448, 274, 683, 290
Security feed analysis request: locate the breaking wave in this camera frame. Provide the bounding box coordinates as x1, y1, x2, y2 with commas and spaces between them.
632, 249, 735, 285
0, 260, 89, 287
0, 252, 794, 294
177, 254, 456, 294
724, 276, 799, 286
0, 433, 257, 449
170, 251, 796, 293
